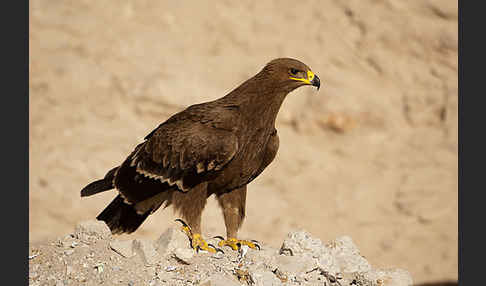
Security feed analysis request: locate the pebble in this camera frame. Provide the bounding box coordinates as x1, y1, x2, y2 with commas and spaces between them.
66, 265, 73, 276
64, 249, 74, 256
113, 266, 122, 271
165, 265, 177, 272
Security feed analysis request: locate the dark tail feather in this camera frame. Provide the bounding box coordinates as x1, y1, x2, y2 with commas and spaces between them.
80, 178, 114, 197
96, 195, 149, 234
80, 167, 118, 197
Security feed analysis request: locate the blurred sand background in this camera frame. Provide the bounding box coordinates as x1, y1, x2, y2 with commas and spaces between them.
29, 0, 457, 284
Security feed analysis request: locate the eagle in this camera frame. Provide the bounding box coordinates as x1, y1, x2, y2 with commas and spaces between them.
81, 58, 320, 252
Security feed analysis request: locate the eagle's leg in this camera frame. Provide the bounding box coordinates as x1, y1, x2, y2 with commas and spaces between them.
172, 182, 217, 253
216, 186, 260, 251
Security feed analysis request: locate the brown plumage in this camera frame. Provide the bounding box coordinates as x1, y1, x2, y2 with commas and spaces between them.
81, 58, 320, 251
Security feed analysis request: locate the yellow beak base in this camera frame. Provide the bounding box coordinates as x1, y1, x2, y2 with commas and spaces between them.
289, 70, 315, 85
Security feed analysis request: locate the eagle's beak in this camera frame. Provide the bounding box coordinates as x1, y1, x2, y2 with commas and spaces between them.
311, 74, 321, 90
289, 70, 321, 90
306, 70, 320, 90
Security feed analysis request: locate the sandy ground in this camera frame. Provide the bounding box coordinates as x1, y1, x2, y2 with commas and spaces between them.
29, 0, 457, 284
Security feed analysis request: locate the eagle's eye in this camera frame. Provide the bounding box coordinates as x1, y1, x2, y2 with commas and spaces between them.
290, 68, 299, 76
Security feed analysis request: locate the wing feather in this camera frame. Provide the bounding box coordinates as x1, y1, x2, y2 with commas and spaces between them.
131, 121, 238, 192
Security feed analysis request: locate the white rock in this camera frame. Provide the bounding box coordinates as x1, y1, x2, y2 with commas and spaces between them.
64, 249, 74, 256
281, 231, 372, 275
174, 247, 194, 264
280, 230, 324, 258
250, 270, 281, 286
325, 236, 371, 273
274, 254, 316, 275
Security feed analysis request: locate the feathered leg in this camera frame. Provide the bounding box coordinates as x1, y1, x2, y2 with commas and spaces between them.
172, 182, 218, 253
216, 186, 259, 250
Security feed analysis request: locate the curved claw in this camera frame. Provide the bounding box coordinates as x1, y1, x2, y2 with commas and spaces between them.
196, 244, 216, 254
218, 238, 261, 251
174, 218, 189, 227
175, 219, 193, 244
280, 247, 294, 256
250, 239, 261, 250
216, 248, 225, 254
208, 243, 225, 254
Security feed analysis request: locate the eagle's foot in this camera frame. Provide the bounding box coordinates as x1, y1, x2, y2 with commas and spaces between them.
175, 219, 222, 254
215, 237, 261, 251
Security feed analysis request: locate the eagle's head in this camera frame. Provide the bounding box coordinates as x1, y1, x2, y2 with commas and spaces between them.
260, 58, 321, 93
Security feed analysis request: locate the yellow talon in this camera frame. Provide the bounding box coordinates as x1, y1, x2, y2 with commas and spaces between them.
192, 233, 216, 253
181, 225, 192, 237
175, 219, 219, 253
218, 237, 260, 251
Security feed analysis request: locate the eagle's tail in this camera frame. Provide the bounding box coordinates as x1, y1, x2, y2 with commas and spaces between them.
96, 195, 150, 234
80, 167, 118, 197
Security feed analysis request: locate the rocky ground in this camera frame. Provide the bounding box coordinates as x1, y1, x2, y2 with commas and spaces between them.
29, 221, 415, 286
30, 0, 458, 284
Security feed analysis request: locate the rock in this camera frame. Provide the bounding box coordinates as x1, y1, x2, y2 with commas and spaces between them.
200, 274, 241, 286
273, 254, 316, 275
173, 247, 194, 264
64, 249, 74, 256
280, 231, 371, 275
246, 246, 279, 265
325, 236, 371, 273
133, 239, 160, 265
250, 269, 281, 286
74, 220, 111, 240
110, 239, 135, 258
363, 268, 414, 286
29, 223, 414, 286
280, 230, 324, 258
155, 227, 191, 257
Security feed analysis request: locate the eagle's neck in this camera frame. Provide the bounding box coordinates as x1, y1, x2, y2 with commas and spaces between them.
221, 76, 289, 130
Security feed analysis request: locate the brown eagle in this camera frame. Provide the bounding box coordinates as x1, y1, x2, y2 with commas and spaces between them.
81, 58, 320, 252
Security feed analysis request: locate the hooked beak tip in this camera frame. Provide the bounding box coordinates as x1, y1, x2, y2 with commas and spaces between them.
311, 75, 321, 90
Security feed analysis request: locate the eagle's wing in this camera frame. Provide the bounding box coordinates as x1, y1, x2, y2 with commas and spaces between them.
128, 120, 239, 193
